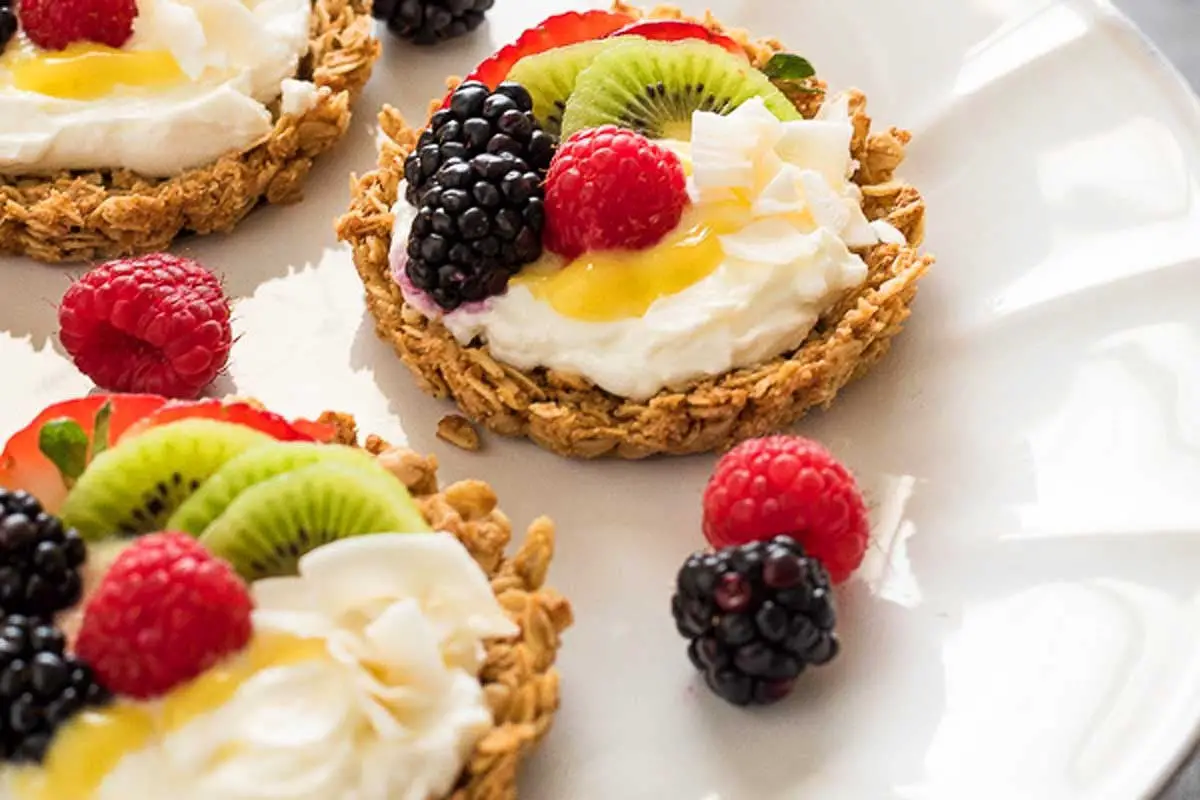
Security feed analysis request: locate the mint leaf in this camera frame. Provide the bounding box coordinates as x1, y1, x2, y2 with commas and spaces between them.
763, 53, 816, 81
38, 419, 89, 484
92, 401, 114, 459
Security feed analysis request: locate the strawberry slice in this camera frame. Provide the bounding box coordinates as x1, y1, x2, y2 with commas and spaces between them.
0, 394, 168, 512
606, 19, 745, 57
290, 417, 339, 443
444, 8, 636, 104
117, 399, 335, 444
0, 395, 338, 513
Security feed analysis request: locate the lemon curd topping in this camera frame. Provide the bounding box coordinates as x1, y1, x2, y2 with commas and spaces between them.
516, 204, 750, 322
509, 133, 729, 324
3, 39, 186, 101
510, 138, 815, 324
9, 634, 327, 799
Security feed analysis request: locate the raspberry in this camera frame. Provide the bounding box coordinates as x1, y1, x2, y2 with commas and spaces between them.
75, 533, 253, 699
702, 436, 869, 584
58, 254, 232, 400
543, 126, 688, 260
672, 536, 839, 706
18, 0, 137, 51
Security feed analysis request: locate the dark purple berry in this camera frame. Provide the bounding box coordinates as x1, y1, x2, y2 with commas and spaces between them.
705, 669, 753, 706
30, 653, 69, 697
714, 573, 752, 613
670, 538, 840, 707
716, 613, 756, 647
0, 10, 16, 55
493, 81, 533, 111
373, 0, 494, 45
754, 679, 796, 705
763, 549, 805, 589
0, 490, 88, 617
449, 84, 489, 119
754, 601, 790, 642
482, 93, 518, 121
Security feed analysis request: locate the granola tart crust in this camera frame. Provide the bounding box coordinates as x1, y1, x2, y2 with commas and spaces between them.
337, 1, 936, 460
319, 411, 572, 800
0, 0, 381, 264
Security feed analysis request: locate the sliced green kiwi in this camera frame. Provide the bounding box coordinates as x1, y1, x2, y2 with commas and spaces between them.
508, 40, 617, 135
199, 461, 429, 581
560, 38, 802, 140
60, 420, 274, 541
166, 442, 381, 536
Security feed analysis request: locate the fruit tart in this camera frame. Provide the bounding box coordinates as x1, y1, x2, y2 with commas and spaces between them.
0, 394, 571, 798
0, 0, 379, 263
338, 1, 934, 459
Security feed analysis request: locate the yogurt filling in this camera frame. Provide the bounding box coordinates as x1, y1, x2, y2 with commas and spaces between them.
0, 0, 315, 176
391, 96, 907, 400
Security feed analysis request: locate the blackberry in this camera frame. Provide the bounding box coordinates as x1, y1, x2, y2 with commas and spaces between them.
672, 536, 839, 706
0, 614, 112, 763
0, 3, 15, 54
403, 80, 557, 207
373, 0, 494, 45
0, 489, 87, 618
406, 151, 546, 310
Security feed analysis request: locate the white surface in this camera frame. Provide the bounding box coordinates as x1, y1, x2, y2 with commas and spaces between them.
3, 0, 1200, 798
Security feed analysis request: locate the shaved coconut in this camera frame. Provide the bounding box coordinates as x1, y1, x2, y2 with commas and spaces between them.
777, 120, 855, 187
720, 219, 821, 266
797, 169, 851, 234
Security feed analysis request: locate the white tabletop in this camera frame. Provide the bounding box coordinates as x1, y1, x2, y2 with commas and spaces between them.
1113, 3, 1200, 797
1115, 0, 1200, 90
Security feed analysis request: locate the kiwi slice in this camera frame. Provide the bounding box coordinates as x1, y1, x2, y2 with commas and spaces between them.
560, 38, 802, 140
508, 40, 617, 135
60, 420, 274, 541
199, 461, 430, 581
166, 442, 381, 536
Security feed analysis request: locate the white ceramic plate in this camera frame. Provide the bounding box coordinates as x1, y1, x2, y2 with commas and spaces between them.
4, 1, 1200, 798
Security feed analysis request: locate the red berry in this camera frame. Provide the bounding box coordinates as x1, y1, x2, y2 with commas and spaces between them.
544, 126, 688, 259
606, 20, 746, 57
58, 254, 232, 400
702, 436, 870, 584
18, 0, 137, 50
117, 400, 334, 445
75, 533, 253, 699
452, 9, 636, 98
0, 395, 168, 513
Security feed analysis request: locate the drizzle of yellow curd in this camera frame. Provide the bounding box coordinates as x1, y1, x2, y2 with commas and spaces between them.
10, 633, 328, 800
516, 202, 753, 323
2, 36, 185, 101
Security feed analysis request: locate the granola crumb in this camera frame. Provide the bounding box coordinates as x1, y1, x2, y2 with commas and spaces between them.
438, 414, 482, 452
